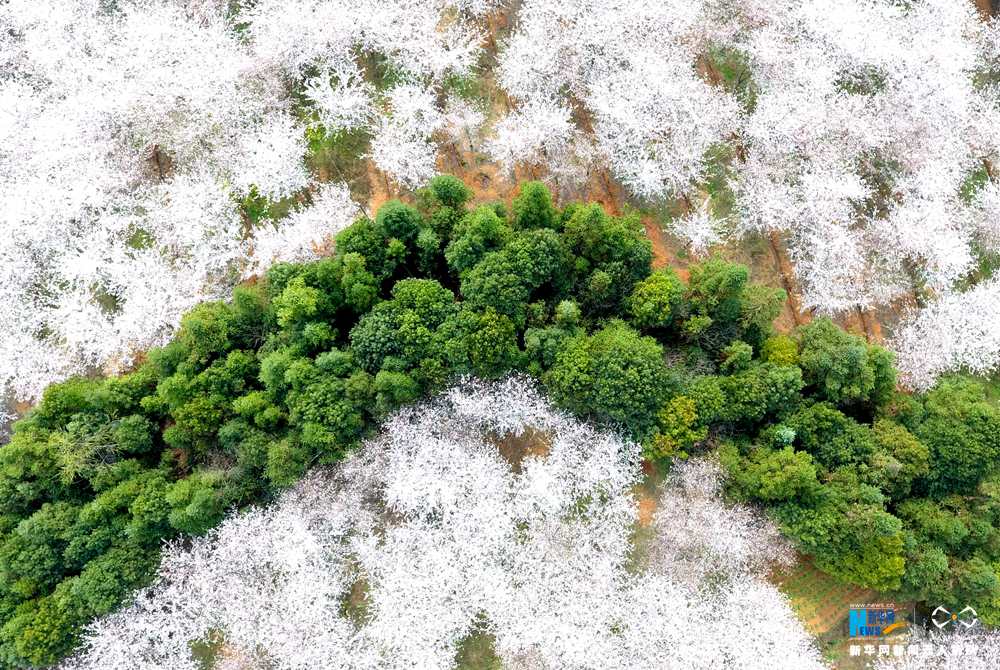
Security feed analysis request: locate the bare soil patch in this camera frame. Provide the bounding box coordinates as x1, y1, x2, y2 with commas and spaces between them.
485, 428, 552, 474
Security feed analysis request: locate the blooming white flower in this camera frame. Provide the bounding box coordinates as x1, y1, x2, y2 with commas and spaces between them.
245, 183, 359, 278
370, 84, 446, 189
0, 0, 490, 403
671, 199, 725, 258
892, 277, 1000, 390
63, 379, 824, 670
493, 0, 735, 194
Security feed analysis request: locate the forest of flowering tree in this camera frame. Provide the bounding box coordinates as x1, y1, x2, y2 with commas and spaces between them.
2, 0, 1000, 668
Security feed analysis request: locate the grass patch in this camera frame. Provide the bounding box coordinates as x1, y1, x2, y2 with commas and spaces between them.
455, 631, 502, 670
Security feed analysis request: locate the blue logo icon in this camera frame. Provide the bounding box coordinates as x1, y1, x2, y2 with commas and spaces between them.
849, 606, 900, 637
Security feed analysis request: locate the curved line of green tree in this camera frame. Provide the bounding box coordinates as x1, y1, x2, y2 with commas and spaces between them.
2, 177, 999, 667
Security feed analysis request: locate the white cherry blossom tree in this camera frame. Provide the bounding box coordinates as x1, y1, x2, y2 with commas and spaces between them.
245, 183, 360, 278
891, 277, 1000, 390
732, 0, 1000, 387
491, 0, 740, 198
369, 84, 447, 189
486, 97, 597, 185
0, 0, 305, 399
0, 0, 493, 403
731, 0, 1000, 315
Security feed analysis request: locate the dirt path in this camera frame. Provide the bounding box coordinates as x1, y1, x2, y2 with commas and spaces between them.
766, 231, 811, 329
642, 218, 691, 281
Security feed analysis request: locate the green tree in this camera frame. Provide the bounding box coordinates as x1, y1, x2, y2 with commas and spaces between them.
415, 227, 442, 276
913, 378, 1000, 496
0, 176, 944, 668
375, 200, 422, 244
287, 372, 365, 451
896, 499, 970, 552
682, 256, 785, 353
545, 322, 675, 438
723, 444, 820, 502
65, 544, 157, 618
30, 378, 99, 431
521, 300, 583, 374
761, 334, 799, 367
165, 471, 225, 536
1, 594, 79, 666
645, 395, 706, 460
717, 363, 804, 425
952, 558, 1000, 612
334, 216, 401, 282
561, 204, 652, 315
786, 402, 874, 470
350, 279, 457, 372
176, 301, 233, 367
374, 371, 420, 415
113, 415, 155, 455
866, 420, 930, 500
738, 283, 787, 350
162, 395, 229, 455
899, 541, 951, 603
460, 229, 570, 327
124, 475, 172, 546
427, 174, 472, 209
627, 268, 685, 330
511, 181, 558, 230
774, 493, 905, 591
719, 341, 753, 373
437, 307, 522, 379
272, 276, 321, 329
796, 318, 896, 408
0, 502, 78, 599
340, 252, 379, 313
265, 438, 310, 489
445, 205, 512, 275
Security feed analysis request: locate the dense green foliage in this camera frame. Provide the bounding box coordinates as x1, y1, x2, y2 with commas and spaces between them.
0, 177, 686, 665
723, 371, 1000, 618
2, 175, 998, 666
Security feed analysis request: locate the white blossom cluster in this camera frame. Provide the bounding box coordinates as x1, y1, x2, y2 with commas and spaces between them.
0, 0, 492, 402
733, 0, 1000, 310
491, 0, 739, 197
369, 85, 447, 190
1, 0, 302, 399
671, 199, 726, 258
245, 0, 496, 188
725, 2, 1000, 386
891, 276, 1000, 389
62, 378, 823, 670
246, 183, 359, 277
